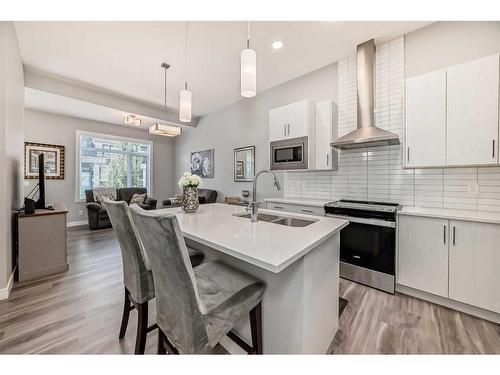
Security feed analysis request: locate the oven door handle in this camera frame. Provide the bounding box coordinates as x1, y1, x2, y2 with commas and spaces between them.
325, 213, 396, 228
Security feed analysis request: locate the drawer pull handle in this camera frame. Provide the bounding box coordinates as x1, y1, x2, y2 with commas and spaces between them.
301, 209, 314, 213
453, 226, 456, 245
273, 206, 284, 210
493, 140, 496, 158
443, 225, 446, 244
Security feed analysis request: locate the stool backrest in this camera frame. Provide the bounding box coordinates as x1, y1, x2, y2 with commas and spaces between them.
129, 204, 210, 353
102, 198, 153, 303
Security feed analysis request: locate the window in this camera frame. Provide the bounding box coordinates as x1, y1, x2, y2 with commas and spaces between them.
76, 131, 152, 201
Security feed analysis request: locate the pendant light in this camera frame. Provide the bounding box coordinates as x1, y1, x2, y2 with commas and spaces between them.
179, 21, 192, 122
240, 21, 256, 98
149, 63, 182, 137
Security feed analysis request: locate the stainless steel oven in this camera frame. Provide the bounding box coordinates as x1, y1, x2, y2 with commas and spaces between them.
324, 199, 400, 294
270, 137, 308, 170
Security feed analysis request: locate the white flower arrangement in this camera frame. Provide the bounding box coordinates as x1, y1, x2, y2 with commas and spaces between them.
178, 171, 202, 189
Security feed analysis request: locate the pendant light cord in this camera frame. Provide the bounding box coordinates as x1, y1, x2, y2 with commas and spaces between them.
164, 64, 168, 124
247, 21, 250, 49
185, 21, 189, 90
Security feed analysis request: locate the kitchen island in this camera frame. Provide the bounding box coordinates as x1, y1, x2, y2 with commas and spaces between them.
158, 203, 348, 354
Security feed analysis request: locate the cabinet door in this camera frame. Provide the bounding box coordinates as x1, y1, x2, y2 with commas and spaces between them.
397, 215, 449, 297
405, 70, 447, 167
449, 220, 500, 313
446, 54, 499, 166
315, 101, 333, 170
269, 106, 288, 142
287, 100, 309, 139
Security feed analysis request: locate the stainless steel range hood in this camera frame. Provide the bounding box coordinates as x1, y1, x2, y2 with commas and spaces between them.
331, 39, 400, 150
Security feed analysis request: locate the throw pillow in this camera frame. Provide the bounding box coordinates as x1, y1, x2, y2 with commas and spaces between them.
130, 193, 147, 204
93, 187, 117, 203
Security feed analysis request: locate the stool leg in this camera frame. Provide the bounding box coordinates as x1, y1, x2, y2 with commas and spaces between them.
249, 302, 262, 354
135, 301, 148, 354
119, 288, 131, 339
157, 330, 167, 355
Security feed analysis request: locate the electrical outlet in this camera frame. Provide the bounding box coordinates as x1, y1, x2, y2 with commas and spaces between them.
79, 210, 84, 216
467, 182, 479, 195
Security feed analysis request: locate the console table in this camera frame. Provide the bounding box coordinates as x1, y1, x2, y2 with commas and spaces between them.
16, 202, 69, 283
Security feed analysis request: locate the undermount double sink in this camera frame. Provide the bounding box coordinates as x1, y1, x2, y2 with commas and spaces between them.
234, 212, 317, 227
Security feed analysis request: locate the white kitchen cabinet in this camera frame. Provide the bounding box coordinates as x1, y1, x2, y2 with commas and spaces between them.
265, 201, 324, 216
314, 100, 338, 170
446, 54, 499, 166
269, 100, 309, 142
449, 220, 500, 314
269, 106, 289, 142
397, 215, 449, 297
287, 100, 309, 139
405, 69, 447, 167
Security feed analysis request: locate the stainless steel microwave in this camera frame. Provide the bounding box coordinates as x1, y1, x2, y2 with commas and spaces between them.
270, 136, 308, 170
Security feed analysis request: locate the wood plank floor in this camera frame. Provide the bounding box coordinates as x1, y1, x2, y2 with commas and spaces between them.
0, 226, 499, 354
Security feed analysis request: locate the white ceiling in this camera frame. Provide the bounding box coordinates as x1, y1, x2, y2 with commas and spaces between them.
15, 21, 432, 117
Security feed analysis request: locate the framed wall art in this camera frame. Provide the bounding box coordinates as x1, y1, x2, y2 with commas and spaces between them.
24, 142, 65, 180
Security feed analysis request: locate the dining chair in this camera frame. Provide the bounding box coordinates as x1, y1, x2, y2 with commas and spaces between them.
129, 204, 265, 354
102, 198, 204, 354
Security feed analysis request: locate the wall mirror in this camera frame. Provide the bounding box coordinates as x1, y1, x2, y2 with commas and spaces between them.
234, 146, 255, 182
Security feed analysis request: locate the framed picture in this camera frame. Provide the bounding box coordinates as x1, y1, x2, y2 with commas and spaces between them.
234, 146, 255, 182
191, 149, 215, 178
24, 142, 65, 180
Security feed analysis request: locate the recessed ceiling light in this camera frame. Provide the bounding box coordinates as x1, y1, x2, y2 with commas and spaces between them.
272, 41, 283, 50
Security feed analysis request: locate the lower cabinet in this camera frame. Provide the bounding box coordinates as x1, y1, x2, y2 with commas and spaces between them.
449, 220, 500, 314
398, 215, 500, 314
398, 215, 449, 297
265, 201, 324, 216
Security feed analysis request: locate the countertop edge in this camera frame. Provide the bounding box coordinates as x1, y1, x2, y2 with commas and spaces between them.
398, 207, 500, 225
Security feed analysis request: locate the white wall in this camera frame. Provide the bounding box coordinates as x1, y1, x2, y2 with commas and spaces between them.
0, 22, 24, 291
24, 109, 176, 223
174, 63, 338, 201
405, 21, 500, 78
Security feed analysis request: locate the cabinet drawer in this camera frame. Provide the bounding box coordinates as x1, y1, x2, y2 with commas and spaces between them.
266, 202, 324, 216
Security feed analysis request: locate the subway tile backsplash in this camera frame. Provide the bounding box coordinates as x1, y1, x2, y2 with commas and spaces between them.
283, 36, 500, 212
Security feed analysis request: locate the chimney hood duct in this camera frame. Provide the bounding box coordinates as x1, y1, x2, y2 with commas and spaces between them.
331, 39, 400, 150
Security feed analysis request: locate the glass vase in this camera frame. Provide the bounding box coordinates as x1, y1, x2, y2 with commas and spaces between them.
181, 186, 199, 213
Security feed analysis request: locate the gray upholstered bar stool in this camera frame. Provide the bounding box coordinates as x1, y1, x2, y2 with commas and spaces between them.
102, 198, 204, 354
129, 205, 265, 354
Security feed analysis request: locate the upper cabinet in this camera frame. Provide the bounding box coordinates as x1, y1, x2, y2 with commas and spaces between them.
446, 54, 499, 166
404, 53, 500, 168
314, 100, 338, 170
269, 99, 309, 142
405, 69, 447, 167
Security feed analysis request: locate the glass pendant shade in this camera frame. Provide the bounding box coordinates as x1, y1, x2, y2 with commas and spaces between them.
240, 48, 256, 98
149, 123, 182, 137
179, 88, 192, 123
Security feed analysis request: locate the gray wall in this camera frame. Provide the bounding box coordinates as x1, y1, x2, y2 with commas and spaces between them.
405, 21, 500, 78
24, 109, 176, 223
0, 22, 25, 290
174, 63, 338, 201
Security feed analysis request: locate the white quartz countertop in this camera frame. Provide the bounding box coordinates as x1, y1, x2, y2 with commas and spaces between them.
157, 203, 348, 273
399, 206, 500, 225
263, 197, 329, 207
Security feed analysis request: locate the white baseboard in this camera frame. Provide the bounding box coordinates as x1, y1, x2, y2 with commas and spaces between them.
396, 284, 500, 325
67, 220, 88, 227
0, 269, 15, 301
